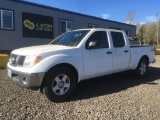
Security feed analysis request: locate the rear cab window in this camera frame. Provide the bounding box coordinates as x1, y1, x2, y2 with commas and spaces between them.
111, 31, 125, 48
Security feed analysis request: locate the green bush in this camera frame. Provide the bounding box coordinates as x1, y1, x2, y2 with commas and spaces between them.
156, 49, 160, 55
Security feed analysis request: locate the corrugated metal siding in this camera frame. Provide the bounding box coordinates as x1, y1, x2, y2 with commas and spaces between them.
0, 0, 136, 51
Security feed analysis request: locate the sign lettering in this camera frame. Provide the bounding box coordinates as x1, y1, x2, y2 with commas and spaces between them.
22, 12, 54, 39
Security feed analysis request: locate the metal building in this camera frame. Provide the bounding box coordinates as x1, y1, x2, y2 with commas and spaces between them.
0, 0, 136, 53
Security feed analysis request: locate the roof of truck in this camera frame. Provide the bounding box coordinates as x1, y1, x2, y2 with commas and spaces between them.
73, 28, 124, 32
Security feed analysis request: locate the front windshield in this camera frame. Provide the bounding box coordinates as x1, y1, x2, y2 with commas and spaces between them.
50, 30, 90, 46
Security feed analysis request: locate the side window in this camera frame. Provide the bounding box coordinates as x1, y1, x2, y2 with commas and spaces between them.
109, 27, 121, 30
88, 23, 98, 28
60, 19, 72, 34
86, 31, 109, 49
111, 31, 125, 47
125, 30, 131, 37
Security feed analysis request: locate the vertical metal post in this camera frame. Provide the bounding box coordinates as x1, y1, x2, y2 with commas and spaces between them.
156, 12, 159, 49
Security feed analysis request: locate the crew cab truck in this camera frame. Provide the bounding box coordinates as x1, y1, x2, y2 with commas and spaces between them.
7, 28, 156, 102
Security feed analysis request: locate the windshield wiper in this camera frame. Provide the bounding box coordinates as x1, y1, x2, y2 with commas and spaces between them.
67, 43, 78, 47
50, 43, 77, 47
51, 43, 66, 46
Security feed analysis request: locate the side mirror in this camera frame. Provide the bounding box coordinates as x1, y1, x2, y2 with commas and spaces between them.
87, 41, 98, 49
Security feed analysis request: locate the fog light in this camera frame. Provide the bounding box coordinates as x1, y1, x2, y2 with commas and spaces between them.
22, 77, 28, 84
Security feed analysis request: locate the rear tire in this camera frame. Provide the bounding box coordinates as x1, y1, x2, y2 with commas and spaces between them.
135, 58, 148, 79
43, 66, 77, 102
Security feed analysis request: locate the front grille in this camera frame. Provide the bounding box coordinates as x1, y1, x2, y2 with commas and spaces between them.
10, 54, 25, 67
18, 56, 25, 66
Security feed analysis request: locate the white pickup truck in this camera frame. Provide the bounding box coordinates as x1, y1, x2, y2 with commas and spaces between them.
7, 28, 156, 102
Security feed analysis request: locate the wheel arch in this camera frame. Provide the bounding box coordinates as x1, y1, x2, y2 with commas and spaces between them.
40, 63, 78, 93
132, 55, 149, 70
135, 55, 149, 79
139, 55, 149, 66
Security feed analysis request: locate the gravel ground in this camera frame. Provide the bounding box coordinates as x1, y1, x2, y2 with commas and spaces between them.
0, 56, 160, 120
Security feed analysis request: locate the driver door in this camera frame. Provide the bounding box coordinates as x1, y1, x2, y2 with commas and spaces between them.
83, 31, 113, 78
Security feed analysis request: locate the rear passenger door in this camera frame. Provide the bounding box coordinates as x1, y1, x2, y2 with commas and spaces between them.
111, 31, 130, 72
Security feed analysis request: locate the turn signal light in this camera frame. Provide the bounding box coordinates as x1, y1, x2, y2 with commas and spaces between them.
33, 56, 42, 65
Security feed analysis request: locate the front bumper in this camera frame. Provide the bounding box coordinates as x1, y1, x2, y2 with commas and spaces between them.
7, 67, 45, 89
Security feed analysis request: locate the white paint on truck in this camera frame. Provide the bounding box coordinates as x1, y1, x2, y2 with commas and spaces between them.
7, 28, 156, 102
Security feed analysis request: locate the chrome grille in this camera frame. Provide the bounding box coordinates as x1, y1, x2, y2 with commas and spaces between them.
10, 54, 25, 67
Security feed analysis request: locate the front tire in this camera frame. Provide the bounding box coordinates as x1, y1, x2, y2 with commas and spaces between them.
43, 66, 77, 102
135, 58, 148, 79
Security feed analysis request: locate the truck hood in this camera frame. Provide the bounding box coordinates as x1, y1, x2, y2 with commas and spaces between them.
12, 44, 71, 56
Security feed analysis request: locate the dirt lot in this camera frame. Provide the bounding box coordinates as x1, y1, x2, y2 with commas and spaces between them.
0, 56, 160, 120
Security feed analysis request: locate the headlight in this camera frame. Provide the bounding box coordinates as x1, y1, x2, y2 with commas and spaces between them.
23, 56, 42, 67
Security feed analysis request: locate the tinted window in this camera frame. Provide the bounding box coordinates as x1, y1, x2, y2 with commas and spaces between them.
86, 31, 109, 49
111, 31, 125, 47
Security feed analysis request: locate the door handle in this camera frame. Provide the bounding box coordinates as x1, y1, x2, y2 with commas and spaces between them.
106, 51, 112, 54
124, 50, 129, 53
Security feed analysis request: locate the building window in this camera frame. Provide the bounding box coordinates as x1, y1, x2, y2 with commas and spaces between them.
60, 19, 72, 34
125, 30, 131, 37
0, 9, 14, 30
88, 23, 98, 28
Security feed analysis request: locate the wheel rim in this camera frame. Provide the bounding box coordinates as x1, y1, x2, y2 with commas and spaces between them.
140, 62, 146, 75
52, 74, 70, 95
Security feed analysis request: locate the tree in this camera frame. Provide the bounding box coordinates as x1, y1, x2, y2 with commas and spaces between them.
124, 10, 136, 24
146, 23, 157, 44
136, 24, 145, 44
136, 22, 157, 45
